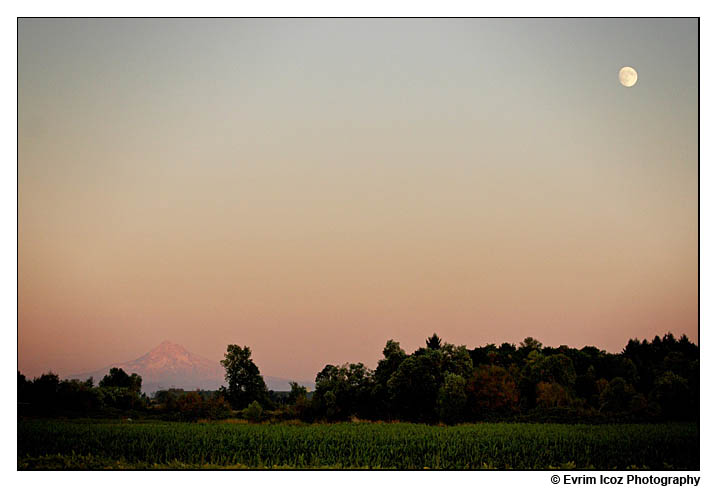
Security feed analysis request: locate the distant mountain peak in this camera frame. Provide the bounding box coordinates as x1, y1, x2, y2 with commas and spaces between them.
147, 340, 191, 355
71, 341, 225, 394
71, 341, 314, 394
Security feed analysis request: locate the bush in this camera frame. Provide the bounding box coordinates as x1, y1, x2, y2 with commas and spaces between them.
165, 391, 233, 422
242, 401, 263, 422
437, 373, 466, 425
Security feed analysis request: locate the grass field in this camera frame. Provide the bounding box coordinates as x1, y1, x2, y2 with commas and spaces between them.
17, 419, 699, 470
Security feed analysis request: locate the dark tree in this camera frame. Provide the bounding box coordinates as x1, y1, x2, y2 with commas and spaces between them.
220, 344, 270, 409
58, 378, 103, 413
371, 340, 408, 419
652, 371, 691, 420
519, 337, 543, 352
99, 368, 142, 393
31, 372, 60, 408
466, 365, 519, 419
288, 381, 308, 404
437, 373, 467, 424
438, 343, 473, 379
599, 377, 636, 413
426, 333, 443, 350
388, 350, 443, 423
313, 363, 374, 420
18, 371, 31, 403
533, 354, 577, 387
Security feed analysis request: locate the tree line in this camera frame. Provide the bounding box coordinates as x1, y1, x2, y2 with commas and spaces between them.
18, 367, 150, 416
17, 366, 235, 421
18, 332, 698, 424
219, 333, 698, 424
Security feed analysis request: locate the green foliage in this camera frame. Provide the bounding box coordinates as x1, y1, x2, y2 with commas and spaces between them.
371, 340, 408, 418
519, 337, 543, 352
96, 386, 147, 411
388, 351, 443, 423
438, 343, 473, 379
288, 382, 308, 404
58, 379, 104, 412
17, 420, 699, 469
437, 373, 466, 424
285, 384, 313, 421
308, 332, 697, 423
17, 332, 698, 425
599, 377, 636, 413
533, 354, 577, 387
17, 369, 147, 417
99, 368, 142, 394
382, 339, 405, 359
652, 371, 691, 419
242, 400, 264, 422
220, 345, 270, 410
313, 363, 374, 420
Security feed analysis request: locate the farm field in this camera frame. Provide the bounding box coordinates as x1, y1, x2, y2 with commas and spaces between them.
17, 419, 699, 470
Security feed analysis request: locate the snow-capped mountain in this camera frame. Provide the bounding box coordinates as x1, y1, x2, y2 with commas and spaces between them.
71, 341, 313, 394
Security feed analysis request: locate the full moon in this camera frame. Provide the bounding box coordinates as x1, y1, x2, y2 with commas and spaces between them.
619, 66, 638, 87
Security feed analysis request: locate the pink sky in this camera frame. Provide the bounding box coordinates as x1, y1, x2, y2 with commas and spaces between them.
19, 19, 697, 380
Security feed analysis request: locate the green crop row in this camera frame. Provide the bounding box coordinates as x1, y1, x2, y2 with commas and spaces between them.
17, 420, 699, 469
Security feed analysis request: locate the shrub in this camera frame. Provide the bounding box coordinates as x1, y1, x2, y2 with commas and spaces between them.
242, 400, 263, 422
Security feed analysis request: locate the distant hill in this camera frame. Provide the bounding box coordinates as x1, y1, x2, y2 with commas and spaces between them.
70, 341, 314, 395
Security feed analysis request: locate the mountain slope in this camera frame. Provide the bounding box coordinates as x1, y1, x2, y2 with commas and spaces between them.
71, 341, 313, 394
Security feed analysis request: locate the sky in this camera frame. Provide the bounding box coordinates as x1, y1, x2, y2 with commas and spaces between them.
18, 19, 698, 381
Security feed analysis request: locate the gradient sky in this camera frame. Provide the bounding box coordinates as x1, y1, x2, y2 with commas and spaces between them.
18, 19, 697, 381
